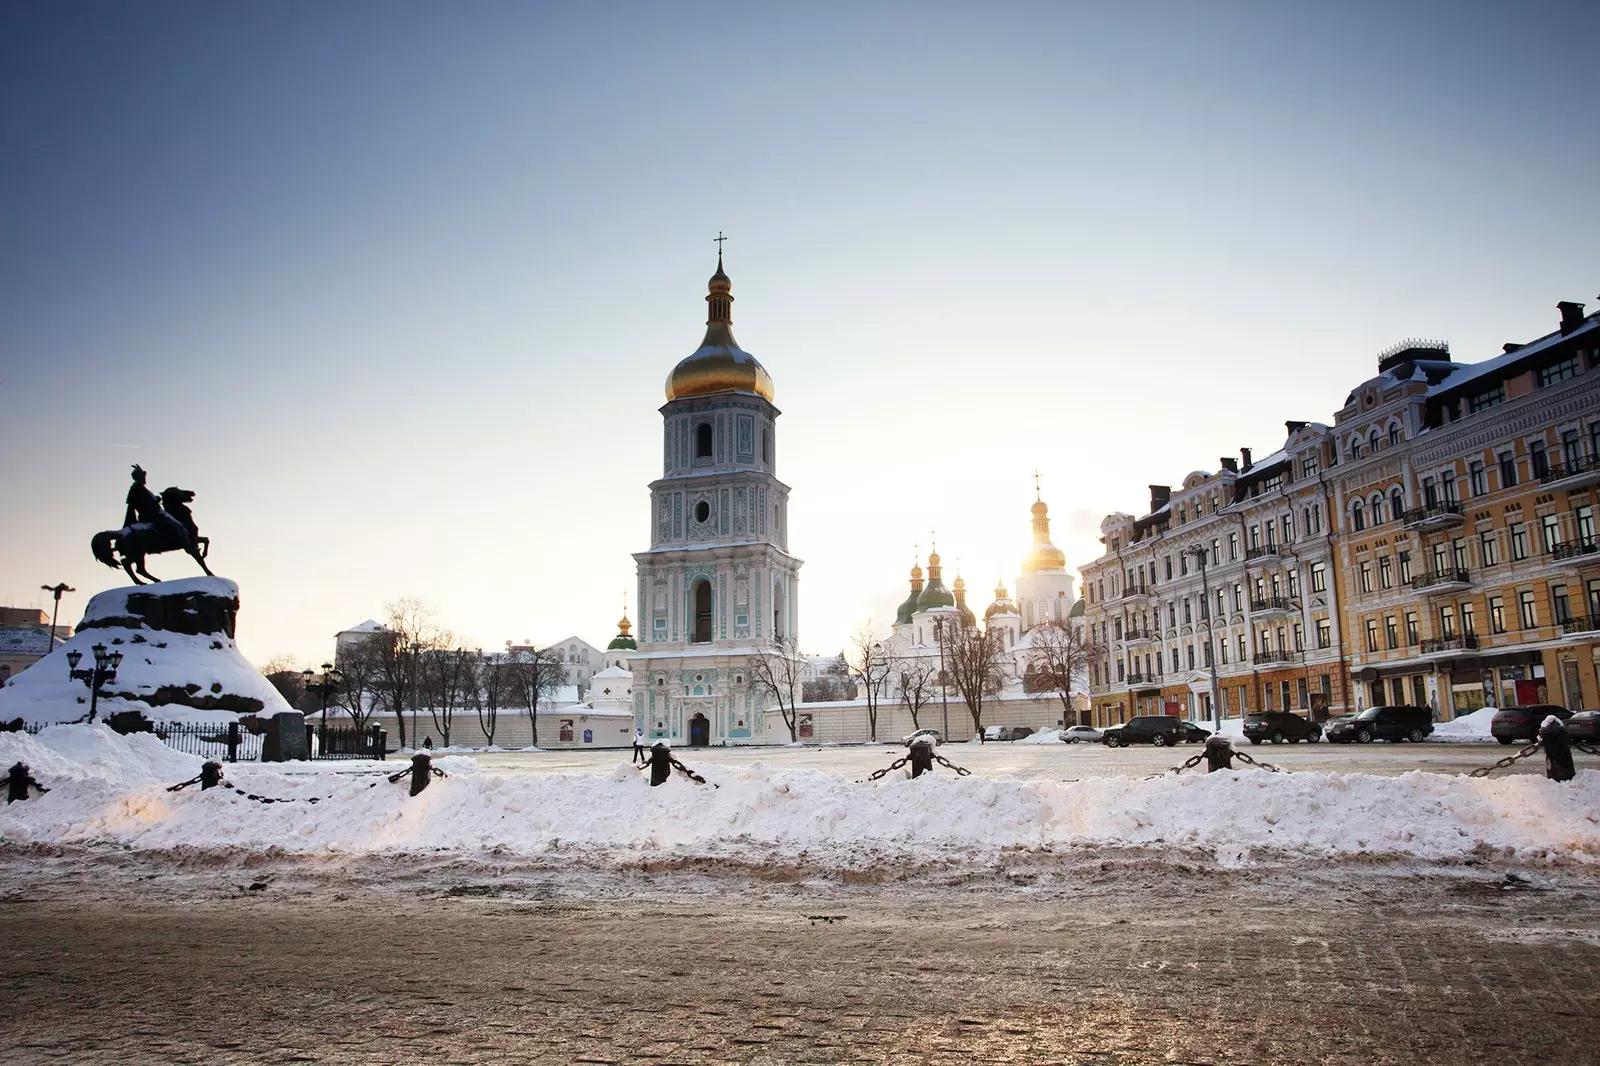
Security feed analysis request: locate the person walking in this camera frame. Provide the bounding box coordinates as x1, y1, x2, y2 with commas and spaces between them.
632, 728, 647, 765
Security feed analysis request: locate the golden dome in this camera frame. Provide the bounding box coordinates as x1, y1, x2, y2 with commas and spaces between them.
616, 614, 632, 635
1023, 488, 1068, 573
664, 251, 776, 403
1031, 499, 1049, 517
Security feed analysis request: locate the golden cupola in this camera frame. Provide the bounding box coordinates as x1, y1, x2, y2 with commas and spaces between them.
665, 250, 776, 402
1022, 483, 1068, 574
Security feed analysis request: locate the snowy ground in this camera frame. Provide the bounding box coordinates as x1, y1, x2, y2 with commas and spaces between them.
4, 724, 1598, 883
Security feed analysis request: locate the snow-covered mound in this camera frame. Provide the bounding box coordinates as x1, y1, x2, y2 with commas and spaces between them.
3, 726, 1598, 872
1430, 708, 1498, 742
0, 578, 290, 725
1019, 728, 1063, 744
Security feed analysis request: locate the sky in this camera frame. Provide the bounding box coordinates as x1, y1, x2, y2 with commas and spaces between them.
2, 1, 1596, 666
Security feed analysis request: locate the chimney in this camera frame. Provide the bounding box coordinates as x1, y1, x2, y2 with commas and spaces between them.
1285, 420, 1307, 437
1220, 457, 1238, 474
1502, 342, 1523, 354
1240, 448, 1253, 472
1149, 485, 1171, 513
1558, 301, 1586, 334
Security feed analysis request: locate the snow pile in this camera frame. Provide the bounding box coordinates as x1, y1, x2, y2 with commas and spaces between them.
1430, 708, 1498, 743
3, 725, 1598, 872
0, 578, 290, 725
1019, 728, 1063, 744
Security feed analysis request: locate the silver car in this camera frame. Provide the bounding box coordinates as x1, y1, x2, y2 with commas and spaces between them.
1060, 725, 1103, 744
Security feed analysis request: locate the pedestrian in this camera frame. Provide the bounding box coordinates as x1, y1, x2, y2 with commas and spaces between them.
1540, 715, 1576, 783
422, 736, 433, 750
5, 761, 48, 803
632, 728, 647, 765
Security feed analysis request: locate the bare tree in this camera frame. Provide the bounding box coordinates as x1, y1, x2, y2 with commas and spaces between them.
332, 637, 382, 732
420, 641, 470, 748
473, 650, 514, 748
747, 636, 805, 742
1025, 620, 1094, 726
801, 653, 854, 703
944, 621, 1008, 736
260, 654, 305, 707
897, 654, 938, 731
369, 599, 442, 750
846, 623, 893, 742
505, 646, 565, 748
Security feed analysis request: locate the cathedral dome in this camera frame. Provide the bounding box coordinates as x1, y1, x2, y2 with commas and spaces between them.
665, 252, 776, 402
606, 613, 637, 651
915, 549, 955, 610
1022, 494, 1068, 573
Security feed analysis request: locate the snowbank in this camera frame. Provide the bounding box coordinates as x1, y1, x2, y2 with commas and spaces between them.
1430, 708, 1497, 743
1019, 728, 1063, 744
3, 725, 1597, 873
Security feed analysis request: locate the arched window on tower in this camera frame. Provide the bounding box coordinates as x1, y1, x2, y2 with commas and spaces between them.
696, 423, 713, 460
691, 580, 713, 644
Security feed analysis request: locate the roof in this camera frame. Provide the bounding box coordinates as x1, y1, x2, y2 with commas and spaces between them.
0, 627, 54, 657
591, 665, 632, 680
338, 619, 388, 636
1427, 316, 1598, 400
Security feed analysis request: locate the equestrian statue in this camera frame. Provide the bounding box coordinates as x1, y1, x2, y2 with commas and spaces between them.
91, 465, 214, 585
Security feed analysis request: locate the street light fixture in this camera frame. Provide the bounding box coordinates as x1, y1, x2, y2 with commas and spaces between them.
67, 642, 122, 723
301, 662, 342, 742
40, 584, 74, 658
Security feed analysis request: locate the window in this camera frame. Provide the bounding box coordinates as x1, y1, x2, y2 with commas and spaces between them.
1287, 569, 1299, 597
1301, 455, 1318, 478
1432, 544, 1449, 573
1461, 602, 1476, 635
1480, 531, 1499, 567
1510, 523, 1529, 561
1542, 514, 1562, 555
1378, 557, 1393, 589
1489, 596, 1506, 634
1553, 584, 1572, 625
1228, 532, 1239, 560
1469, 386, 1505, 412
1370, 495, 1385, 525
1364, 619, 1378, 653
1404, 612, 1419, 645
1562, 429, 1582, 468
695, 422, 713, 460
1249, 524, 1261, 549
1292, 622, 1303, 651
1518, 590, 1537, 629
1164, 556, 1172, 580
1452, 538, 1468, 571
1351, 437, 1364, 459
1439, 606, 1456, 639
1589, 579, 1600, 620
1390, 488, 1405, 520
1316, 619, 1331, 648
1218, 640, 1227, 665
1592, 421, 1600, 466
1237, 634, 1246, 660
1351, 500, 1365, 531
1172, 648, 1180, 671
1468, 461, 1486, 496
1578, 505, 1595, 547
1211, 538, 1221, 565
1311, 562, 1326, 593
1441, 474, 1459, 505
1498, 450, 1517, 489
690, 580, 713, 643
1398, 551, 1412, 583
1538, 357, 1580, 387
1384, 616, 1398, 649
1422, 476, 1437, 507
1215, 589, 1225, 618
762, 427, 771, 464
1530, 440, 1550, 479
1185, 645, 1195, 670
1369, 430, 1381, 455
1232, 584, 1243, 611
1359, 563, 1373, 594
1183, 600, 1192, 624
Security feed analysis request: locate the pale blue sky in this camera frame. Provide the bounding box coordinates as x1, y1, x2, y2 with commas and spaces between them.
2, 2, 1595, 663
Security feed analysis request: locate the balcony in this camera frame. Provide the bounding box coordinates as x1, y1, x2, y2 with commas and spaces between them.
1253, 649, 1303, 666
1540, 453, 1600, 491
1127, 671, 1163, 688
1420, 634, 1480, 654
1551, 537, 1600, 563
1250, 596, 1295, 615
1411, 568, 1472, 594
1562, 617, 1600, 635
1120, 584, 1155, 603
1245, 545, 1288, 568
1402, 501, 1465, 532
1124, 626, 1158, 646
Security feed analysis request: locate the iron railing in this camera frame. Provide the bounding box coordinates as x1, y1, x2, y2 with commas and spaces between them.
1250, 596, 1294, 612
1411, 568, 1471, 591
1402, 501, 1464, 526
1551, 537, 1600, 561
1420, 634, 1480, 653
1541, 453, 1600, 484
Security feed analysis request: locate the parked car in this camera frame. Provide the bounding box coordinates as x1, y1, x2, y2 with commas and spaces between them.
1566, 710, 1600, 743
1243, 711, 1323, 745
1102, 715, 1188, 747
1179, 722, 1212, 743
1490, 705, 1572, 745
1325, 705, 1434, 744
902, 728, 942, 746
983, 725, 1036, 742
1060, 725, 1103, 744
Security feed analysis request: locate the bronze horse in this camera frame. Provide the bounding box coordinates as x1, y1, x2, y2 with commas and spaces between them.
91, 468, 214, 585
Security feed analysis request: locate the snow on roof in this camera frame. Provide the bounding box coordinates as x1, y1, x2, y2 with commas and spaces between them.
0, 627, 55, 657
339, 619, 388, 635
591, 665, 632, 680
1427, 317, 1598, 397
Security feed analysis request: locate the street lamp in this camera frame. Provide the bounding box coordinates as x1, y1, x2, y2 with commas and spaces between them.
301, 662, 342, 741
40, 583, 74, 658
66, 642, 122, 723
1183, 546, 1223, 733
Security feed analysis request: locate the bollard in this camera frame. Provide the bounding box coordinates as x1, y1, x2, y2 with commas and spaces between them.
1540, 716, 1576, 782
1203, 734, 1235, 773
406, 752, 434, 796
646, 742, 673, 786
908, 737, 935, 778
200, 760, 224, 791
5, 761, 48, 803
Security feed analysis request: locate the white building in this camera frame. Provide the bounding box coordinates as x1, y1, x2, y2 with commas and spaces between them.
630, 252, 803, 746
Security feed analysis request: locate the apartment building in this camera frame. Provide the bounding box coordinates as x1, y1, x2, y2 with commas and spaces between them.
1082, 298, 1599, 726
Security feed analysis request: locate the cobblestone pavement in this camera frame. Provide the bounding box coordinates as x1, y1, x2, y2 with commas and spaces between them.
467, 738, 1574, 781
4, 866, 1598, 1065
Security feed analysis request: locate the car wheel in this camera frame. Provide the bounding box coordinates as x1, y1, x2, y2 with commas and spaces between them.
1407, 728, 1425, 743
1307, 732, 1321, 743
1270, 730, 1285, 744
1356, 728, 1373, 744
1153, 733, 1169, 747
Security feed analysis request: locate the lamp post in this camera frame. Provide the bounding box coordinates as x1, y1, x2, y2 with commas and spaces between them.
1183, 546, 1223, 733
40, 584, 74, 658
301, 662, 342, 745
66, 643, 122, 723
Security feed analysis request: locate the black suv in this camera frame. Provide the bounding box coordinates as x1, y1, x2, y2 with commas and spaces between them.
1103, 716, 1190, 747
1490, 705, 1571, 745
1325, 705, 1434, 744
1243, 711, 1323, 745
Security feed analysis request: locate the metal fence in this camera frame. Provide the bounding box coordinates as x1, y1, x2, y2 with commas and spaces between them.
152, 721, 264, 762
